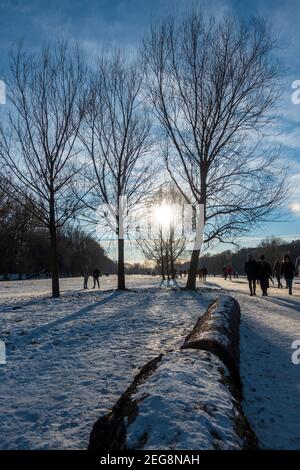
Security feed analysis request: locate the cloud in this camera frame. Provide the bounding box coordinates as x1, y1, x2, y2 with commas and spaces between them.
270, 129, 300, 150
290, 202, 300, 214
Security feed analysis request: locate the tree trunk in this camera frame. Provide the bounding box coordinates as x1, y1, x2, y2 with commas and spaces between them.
166, 252, 170, 281
186, 169, 206, 290
186, 248, 200, 290
117, 237, 126, 290
161, 259, 165, 281
49, 192, 60, 298
49, 223, 60, 298
170, 256, 175, 280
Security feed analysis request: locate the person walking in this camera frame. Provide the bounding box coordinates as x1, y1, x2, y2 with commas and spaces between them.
273, 260, 283, 288
281, 254, 296, 295
83, 268, 89, 289
244, 254, 258, 296
257, 255, 272, 296
223, 266, 228, 280
201, 266, 208, 281
92, 268, 101, 289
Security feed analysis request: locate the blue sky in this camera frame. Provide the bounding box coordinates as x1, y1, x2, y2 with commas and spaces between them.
0, 0, 300, 257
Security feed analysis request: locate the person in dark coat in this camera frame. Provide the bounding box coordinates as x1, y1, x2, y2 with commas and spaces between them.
201, 266, 208, 281
281, 254, 296, 295
244, 254, 258, 296
83, 268, 89, 290
92, 268, 101, 289
257, 255, 272, 296
273, 260, 283, 288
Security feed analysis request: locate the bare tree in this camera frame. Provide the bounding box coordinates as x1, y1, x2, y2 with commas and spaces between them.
140, 224, 187, 284
81, 51, 153, 290
137, 185, 188, 284
258, 236, 285, 268
0, 41, 87, 297
143, 10, 287, 289
0, 177, 11, 218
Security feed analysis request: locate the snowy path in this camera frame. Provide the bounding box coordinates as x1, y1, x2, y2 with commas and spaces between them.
0, 278, 214, 449
206, 276, 300, 450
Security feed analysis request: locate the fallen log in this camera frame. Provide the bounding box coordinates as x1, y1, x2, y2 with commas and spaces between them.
89, 350, 257, 450
89, 294, 258, 451
182, 295, 241, 393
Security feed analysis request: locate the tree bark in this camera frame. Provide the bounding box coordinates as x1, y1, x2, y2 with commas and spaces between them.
170, 254, 175, 280
161, 259, 165, 280
49, 223, 60, 298
186, 248, 200, 290
118, 237, 126, 290
49, 194, 60, 298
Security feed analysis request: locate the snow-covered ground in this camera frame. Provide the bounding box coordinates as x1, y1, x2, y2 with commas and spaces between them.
1, 274, 300, 449
0, 276, 214, 449
0, 274, 158, 302
204, 276, 300, 450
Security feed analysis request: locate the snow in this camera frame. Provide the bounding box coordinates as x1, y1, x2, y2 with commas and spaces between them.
204, 276, 300, 450
186, 295, 236, 347
126, 350, 243, 450
1, 274, 300, 450
0, 275, 159, 302
0, 276, 214, 450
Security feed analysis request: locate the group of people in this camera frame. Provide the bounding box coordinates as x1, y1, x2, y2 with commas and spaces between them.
198, 267, 208, 281
223, 265, 239, 280
83, 268, 101, 290
178, 267, 208, 280
245, 254, 296, 296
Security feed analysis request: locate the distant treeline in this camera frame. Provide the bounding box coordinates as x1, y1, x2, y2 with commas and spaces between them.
0, 198, 116, 278
192, 238, 300, 275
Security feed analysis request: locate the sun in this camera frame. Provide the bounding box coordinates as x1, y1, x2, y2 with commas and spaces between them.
153, 204, 175, 227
